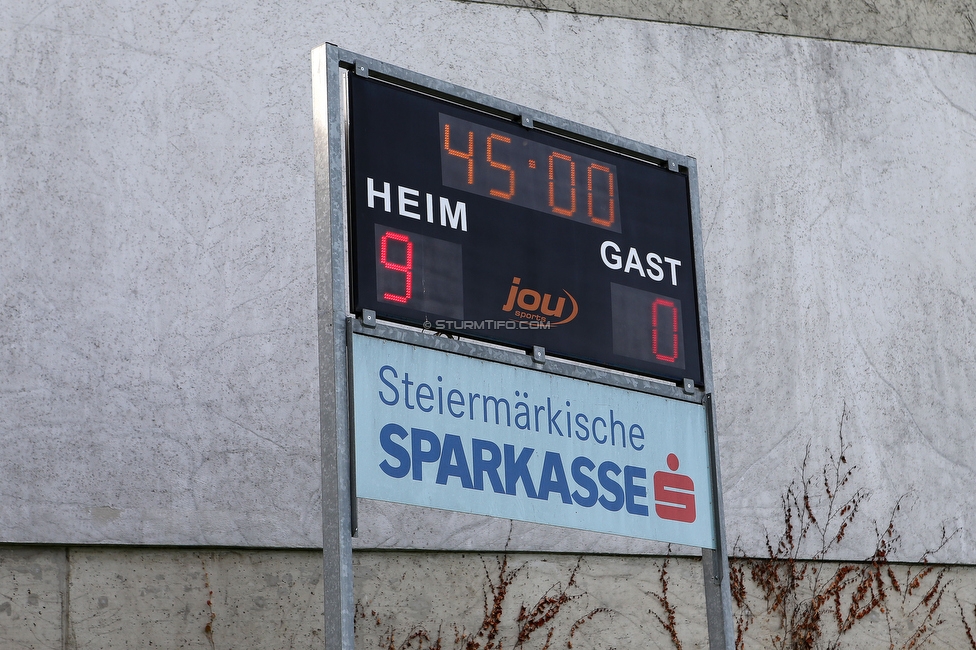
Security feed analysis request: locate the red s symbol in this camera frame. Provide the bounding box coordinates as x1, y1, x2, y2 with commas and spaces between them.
653, 454, 696, 523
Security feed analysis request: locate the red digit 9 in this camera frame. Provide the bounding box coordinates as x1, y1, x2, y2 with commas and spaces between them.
651, 298, 679, 363
379, 231, 414, 304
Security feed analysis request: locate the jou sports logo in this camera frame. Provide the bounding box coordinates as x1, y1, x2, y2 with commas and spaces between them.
501, 277, 579, 326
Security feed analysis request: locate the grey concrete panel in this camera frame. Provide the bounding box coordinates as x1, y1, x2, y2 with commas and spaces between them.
356, 551, 976, 649
4, 546, 976, 648
0, 548, 64, 650
1, 1, 324, 548
2, 1, 976, 563
459, 0, 976, 54
66, 548, 324, 649
354, 550, 710, 648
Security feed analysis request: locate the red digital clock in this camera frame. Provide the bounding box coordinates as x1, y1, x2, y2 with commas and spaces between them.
440, 114, 621, 232
348, 74, 704, 386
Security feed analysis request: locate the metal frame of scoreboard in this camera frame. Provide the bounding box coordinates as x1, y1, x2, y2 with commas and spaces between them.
311, 44, 733, 650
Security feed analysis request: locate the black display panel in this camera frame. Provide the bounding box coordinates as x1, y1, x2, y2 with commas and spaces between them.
347, 75, 704, 386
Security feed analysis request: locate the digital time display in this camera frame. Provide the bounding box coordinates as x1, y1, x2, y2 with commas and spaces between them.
348, 74, 704, 386
440, 114, 621, 232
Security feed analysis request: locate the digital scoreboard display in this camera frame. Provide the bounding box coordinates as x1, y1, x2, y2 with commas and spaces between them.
348, 74, 704, 386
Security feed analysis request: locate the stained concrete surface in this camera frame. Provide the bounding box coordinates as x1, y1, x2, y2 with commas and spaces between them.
3, 546, 976, 648
67, 548, 325, 649
462, 0, 976, 54
2, 0, 976, 564
0, 548, 64, 650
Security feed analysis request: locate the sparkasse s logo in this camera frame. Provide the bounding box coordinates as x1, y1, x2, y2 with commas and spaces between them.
500, 277, 579, 326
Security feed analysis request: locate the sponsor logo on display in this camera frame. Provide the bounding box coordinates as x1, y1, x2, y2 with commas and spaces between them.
501, 277, 579, 326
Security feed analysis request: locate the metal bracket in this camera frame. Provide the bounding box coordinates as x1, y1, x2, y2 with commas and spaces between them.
354, 60, 369, 78
362, 309, 377, 328
668, 159, 679, 172
520, 113, 534, 129
532, 345, 546, 364
683, 378, 695, 395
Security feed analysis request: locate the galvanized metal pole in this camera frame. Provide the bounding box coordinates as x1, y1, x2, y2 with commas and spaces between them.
702, 394, 735, 650
686, 159, 735, 650
312, 43, 355, 650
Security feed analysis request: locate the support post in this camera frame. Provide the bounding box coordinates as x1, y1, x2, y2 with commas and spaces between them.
703, 394, 734, 649
312, 43, 355, 650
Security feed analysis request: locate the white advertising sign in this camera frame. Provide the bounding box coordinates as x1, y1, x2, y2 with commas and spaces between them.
351, 334, 715, 549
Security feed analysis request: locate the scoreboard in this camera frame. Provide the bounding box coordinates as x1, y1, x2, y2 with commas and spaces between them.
313, 46, 732, 650
347, 74, 704, 387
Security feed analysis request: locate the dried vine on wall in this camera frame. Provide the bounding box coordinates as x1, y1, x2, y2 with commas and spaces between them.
654, 406, 955, 650
356, 548, 610, 649
731, 411, 952, 650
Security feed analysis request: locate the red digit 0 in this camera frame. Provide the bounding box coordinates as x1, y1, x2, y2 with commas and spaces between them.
651, 298, 679, 363
548, 152, 576, 216
487, 133, 515, 199
587, 163, 615, 227
444, 123, 474, 185
379, 231, 414, 304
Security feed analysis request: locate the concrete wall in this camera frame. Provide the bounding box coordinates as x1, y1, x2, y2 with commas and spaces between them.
3, 0, 976, 646
465, 0, 976, 53
4, 546, 976, 648
4, 0, 975, 564
0, 546, 324, 649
